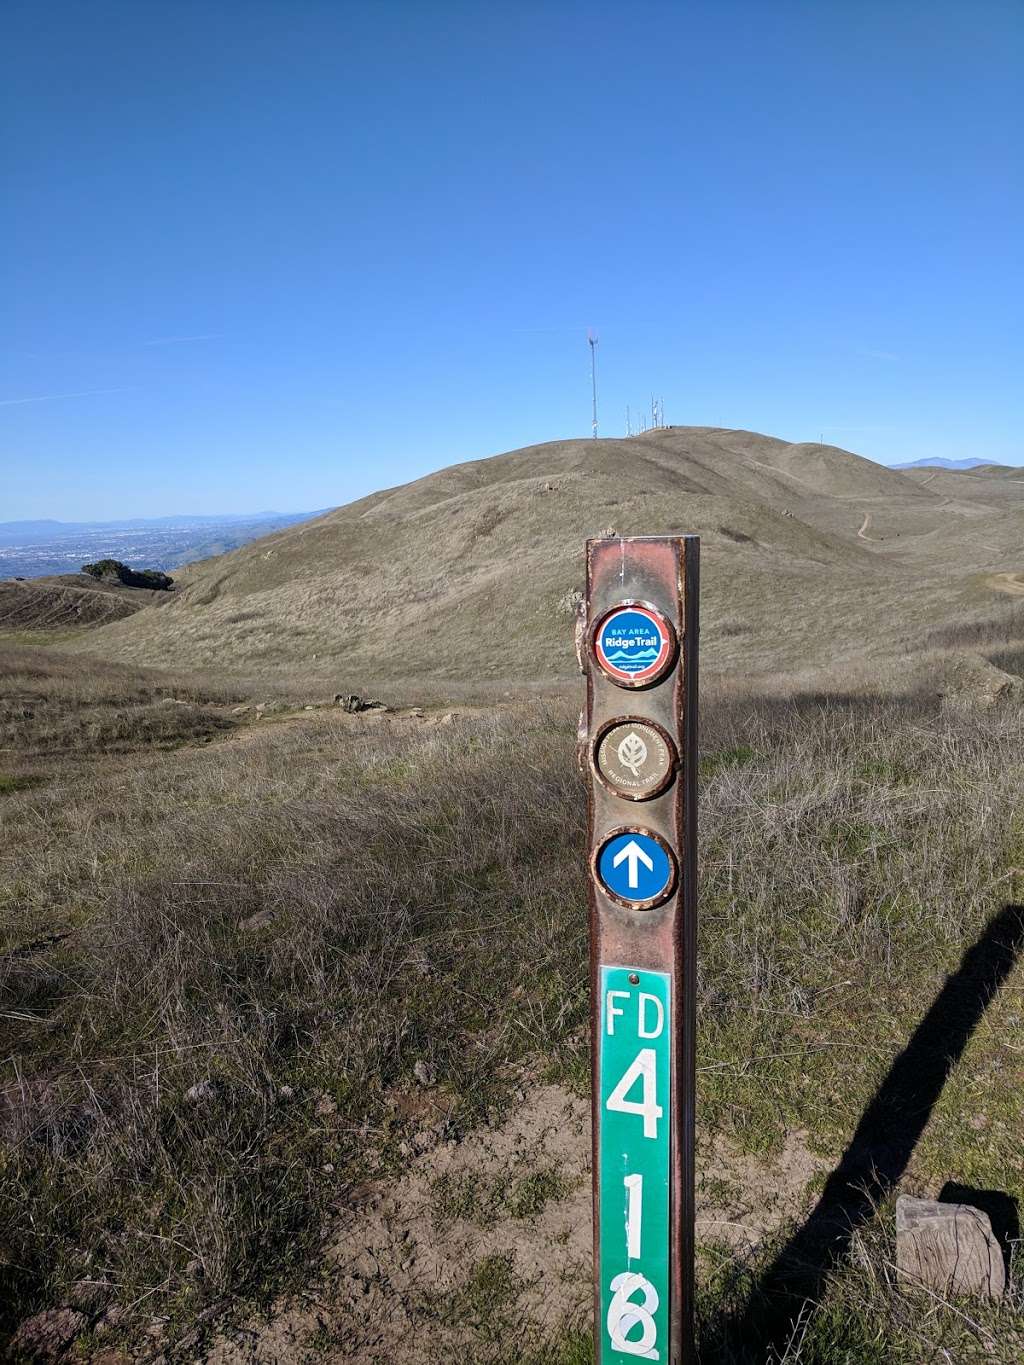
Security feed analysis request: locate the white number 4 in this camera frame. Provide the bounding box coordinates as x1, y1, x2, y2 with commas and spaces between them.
606, 1047, 662, 1138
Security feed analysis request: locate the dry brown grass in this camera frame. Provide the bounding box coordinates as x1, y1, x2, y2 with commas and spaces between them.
1, 652, 1023, 1360
67, 426, 1024, 689
0, 645, 325, 757
0, 575, 162, 635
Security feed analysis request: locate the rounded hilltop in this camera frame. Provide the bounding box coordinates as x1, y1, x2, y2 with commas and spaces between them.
69, 425, 1024, 687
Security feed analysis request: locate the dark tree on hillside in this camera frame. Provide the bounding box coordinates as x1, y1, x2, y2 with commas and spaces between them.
82, 559, 174, 590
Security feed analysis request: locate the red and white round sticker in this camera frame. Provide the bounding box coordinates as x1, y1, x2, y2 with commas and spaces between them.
592, 603, 675, 686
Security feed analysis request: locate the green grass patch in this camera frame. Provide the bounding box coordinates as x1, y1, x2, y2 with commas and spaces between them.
0, 774, 42, 794
699, 743, 756, 778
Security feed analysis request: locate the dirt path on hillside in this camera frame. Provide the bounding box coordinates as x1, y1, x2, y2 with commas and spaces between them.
857, 512, 881, 542
986, 572, 1024, 597
201, 1085, 826, 1364
198, 701, 484, 754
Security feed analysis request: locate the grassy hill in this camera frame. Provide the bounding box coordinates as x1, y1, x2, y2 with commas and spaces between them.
73, 426, 1024, 687
5, 427, 1024, 1361
0, 573, 171, 637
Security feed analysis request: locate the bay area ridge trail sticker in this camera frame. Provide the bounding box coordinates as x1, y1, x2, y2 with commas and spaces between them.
596, 829, 676, 908
593, 603, 675, 686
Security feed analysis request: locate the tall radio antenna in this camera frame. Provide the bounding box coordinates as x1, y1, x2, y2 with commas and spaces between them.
588, 330, 598, 438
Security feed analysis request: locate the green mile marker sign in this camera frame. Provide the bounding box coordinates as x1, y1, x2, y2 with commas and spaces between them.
599, 966, 671, 1360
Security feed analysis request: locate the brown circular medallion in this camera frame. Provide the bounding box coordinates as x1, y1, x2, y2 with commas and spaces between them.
594, 718, 677, 801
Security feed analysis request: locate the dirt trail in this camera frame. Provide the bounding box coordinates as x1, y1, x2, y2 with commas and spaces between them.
202, 1085, 826, 1364
987, 572, 1024, 597
196, 701, 481, 755
857, 512, 879, 541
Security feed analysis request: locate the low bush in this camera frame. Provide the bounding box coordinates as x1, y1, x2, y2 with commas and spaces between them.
81, 559, 174, 590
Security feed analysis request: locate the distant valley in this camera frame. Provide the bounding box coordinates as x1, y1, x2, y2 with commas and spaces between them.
0, 509, 328, 579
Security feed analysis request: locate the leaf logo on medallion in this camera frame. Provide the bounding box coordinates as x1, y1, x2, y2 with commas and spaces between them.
616, 731, 649, 776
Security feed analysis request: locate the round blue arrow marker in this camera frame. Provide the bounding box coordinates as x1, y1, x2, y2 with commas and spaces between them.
597, 830, 675, 906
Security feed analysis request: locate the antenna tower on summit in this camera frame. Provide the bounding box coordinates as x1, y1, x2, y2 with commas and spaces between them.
588, 330, 598, 438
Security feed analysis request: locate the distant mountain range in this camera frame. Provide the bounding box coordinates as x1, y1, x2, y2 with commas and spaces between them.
889, 457, 997, 471
0, 509, 330, 579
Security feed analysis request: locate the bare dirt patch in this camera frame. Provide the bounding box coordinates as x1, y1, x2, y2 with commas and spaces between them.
987, 571, 1024, 597
202, 1086, 825, 1364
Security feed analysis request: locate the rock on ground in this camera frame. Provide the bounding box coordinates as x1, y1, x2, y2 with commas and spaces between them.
896, 1195, 1006, 1299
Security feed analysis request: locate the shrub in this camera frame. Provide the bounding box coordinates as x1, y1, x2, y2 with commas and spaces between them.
81, 559, 173, 590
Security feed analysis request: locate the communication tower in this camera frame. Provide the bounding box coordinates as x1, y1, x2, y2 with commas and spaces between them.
588, 330, 599, 438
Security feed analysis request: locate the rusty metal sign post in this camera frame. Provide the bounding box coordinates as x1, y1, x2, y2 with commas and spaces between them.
583, 535, 698, 1364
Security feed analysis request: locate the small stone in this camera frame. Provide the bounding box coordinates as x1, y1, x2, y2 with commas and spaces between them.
413, 1060, 436, 1087
11, 1308, 88, 1359
406, 949, 432, 977
322, 1163, 335, 1174
185, 1080, 217, 1105
896, 1196, 1005, 1299
438, 712, 455, 726
231, 705, 250, 714
304, 704, 315, 711
65, 1277, 112, 1313
278, 1084, 296, 1101
93, 1306, 125, 1338
239, 909, 276, 933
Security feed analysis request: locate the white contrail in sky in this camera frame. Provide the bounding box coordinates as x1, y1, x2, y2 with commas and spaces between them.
0, 387, 130, 407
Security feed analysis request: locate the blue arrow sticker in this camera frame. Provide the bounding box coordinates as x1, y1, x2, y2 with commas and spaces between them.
598, 831, 674, 905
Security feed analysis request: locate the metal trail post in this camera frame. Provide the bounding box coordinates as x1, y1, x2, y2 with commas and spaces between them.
583, 535, 699, 1364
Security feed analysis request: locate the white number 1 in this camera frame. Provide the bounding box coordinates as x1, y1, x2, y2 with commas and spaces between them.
606, 1047, 662, 1138
624, 1173, 642, 1258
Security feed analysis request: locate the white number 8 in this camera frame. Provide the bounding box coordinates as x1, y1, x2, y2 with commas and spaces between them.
607, 1271, 659, 1359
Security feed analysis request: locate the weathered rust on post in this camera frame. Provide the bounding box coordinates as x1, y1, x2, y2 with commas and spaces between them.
584, 535, 698, 1365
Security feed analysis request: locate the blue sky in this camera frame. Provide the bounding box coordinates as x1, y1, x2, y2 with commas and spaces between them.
3, 1, 1022, 519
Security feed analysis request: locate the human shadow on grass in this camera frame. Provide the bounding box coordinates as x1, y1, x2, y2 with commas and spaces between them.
705, 902, 1024, 1362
